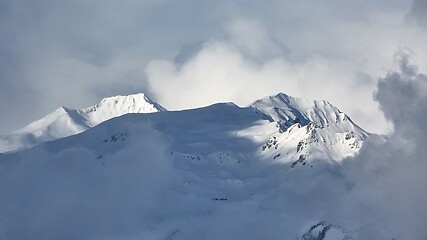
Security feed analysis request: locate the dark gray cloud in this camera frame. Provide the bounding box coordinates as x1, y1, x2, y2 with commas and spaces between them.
408, 0, 427, 26
337, 56, 427, 239
1, 0, 426, 134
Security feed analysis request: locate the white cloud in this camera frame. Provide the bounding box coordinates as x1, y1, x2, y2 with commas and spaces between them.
0, 59, 426, 239
1, 0, 426, 136
146, 35, 389, 133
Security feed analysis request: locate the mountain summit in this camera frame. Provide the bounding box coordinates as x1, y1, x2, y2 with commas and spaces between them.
0, 92, 373, 239
252, 93, 359, 131
0, 91, 369, 166
251, 93, 369, 163
0, 93, 165, 153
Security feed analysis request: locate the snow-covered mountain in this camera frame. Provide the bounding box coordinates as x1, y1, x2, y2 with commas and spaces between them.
252, 93, 369, 166
19, 92, 369, 164
0, 92, 372, 239
0, 92, 368, 165
0, 93, 165, 153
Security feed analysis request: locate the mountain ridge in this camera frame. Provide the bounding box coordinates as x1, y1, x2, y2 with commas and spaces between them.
0, 91, 374, 240
0, 93, 166, 153
2, 91, 370, 164
0, 91, 370, 165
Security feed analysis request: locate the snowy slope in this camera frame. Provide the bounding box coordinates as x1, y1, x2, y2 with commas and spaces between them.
32, 92, 369, 166
0, 93, 373, 239
251, 93, 369, 166
0, 93, 165, 153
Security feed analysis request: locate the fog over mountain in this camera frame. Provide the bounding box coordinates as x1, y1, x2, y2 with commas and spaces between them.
0, 58, 426, 239
1, 1, 426, 239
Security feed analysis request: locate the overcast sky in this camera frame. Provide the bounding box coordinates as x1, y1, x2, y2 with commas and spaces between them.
1, 0, 426, 134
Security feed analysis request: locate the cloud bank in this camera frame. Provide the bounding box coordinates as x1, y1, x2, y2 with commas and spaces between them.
0, 123, 176, 240
1, 0, 427, 134
0, 59, 426, 240
340, 56, 427, 239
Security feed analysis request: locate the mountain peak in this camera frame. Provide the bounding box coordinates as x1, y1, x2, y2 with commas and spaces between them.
82, 93, 166, 124
98, 93, 162, 108
251, 92, 369, 162
252, 92, 356, 130
0, 92, 165, 153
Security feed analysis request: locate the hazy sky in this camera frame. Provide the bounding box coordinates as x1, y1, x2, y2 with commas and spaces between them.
1, 0, 426, 134
1, 59, 426, 239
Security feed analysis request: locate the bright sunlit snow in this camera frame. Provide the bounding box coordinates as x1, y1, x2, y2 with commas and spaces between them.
0, 93, 165, 153
0, 91, 375, 239
1, 1, 426, 239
